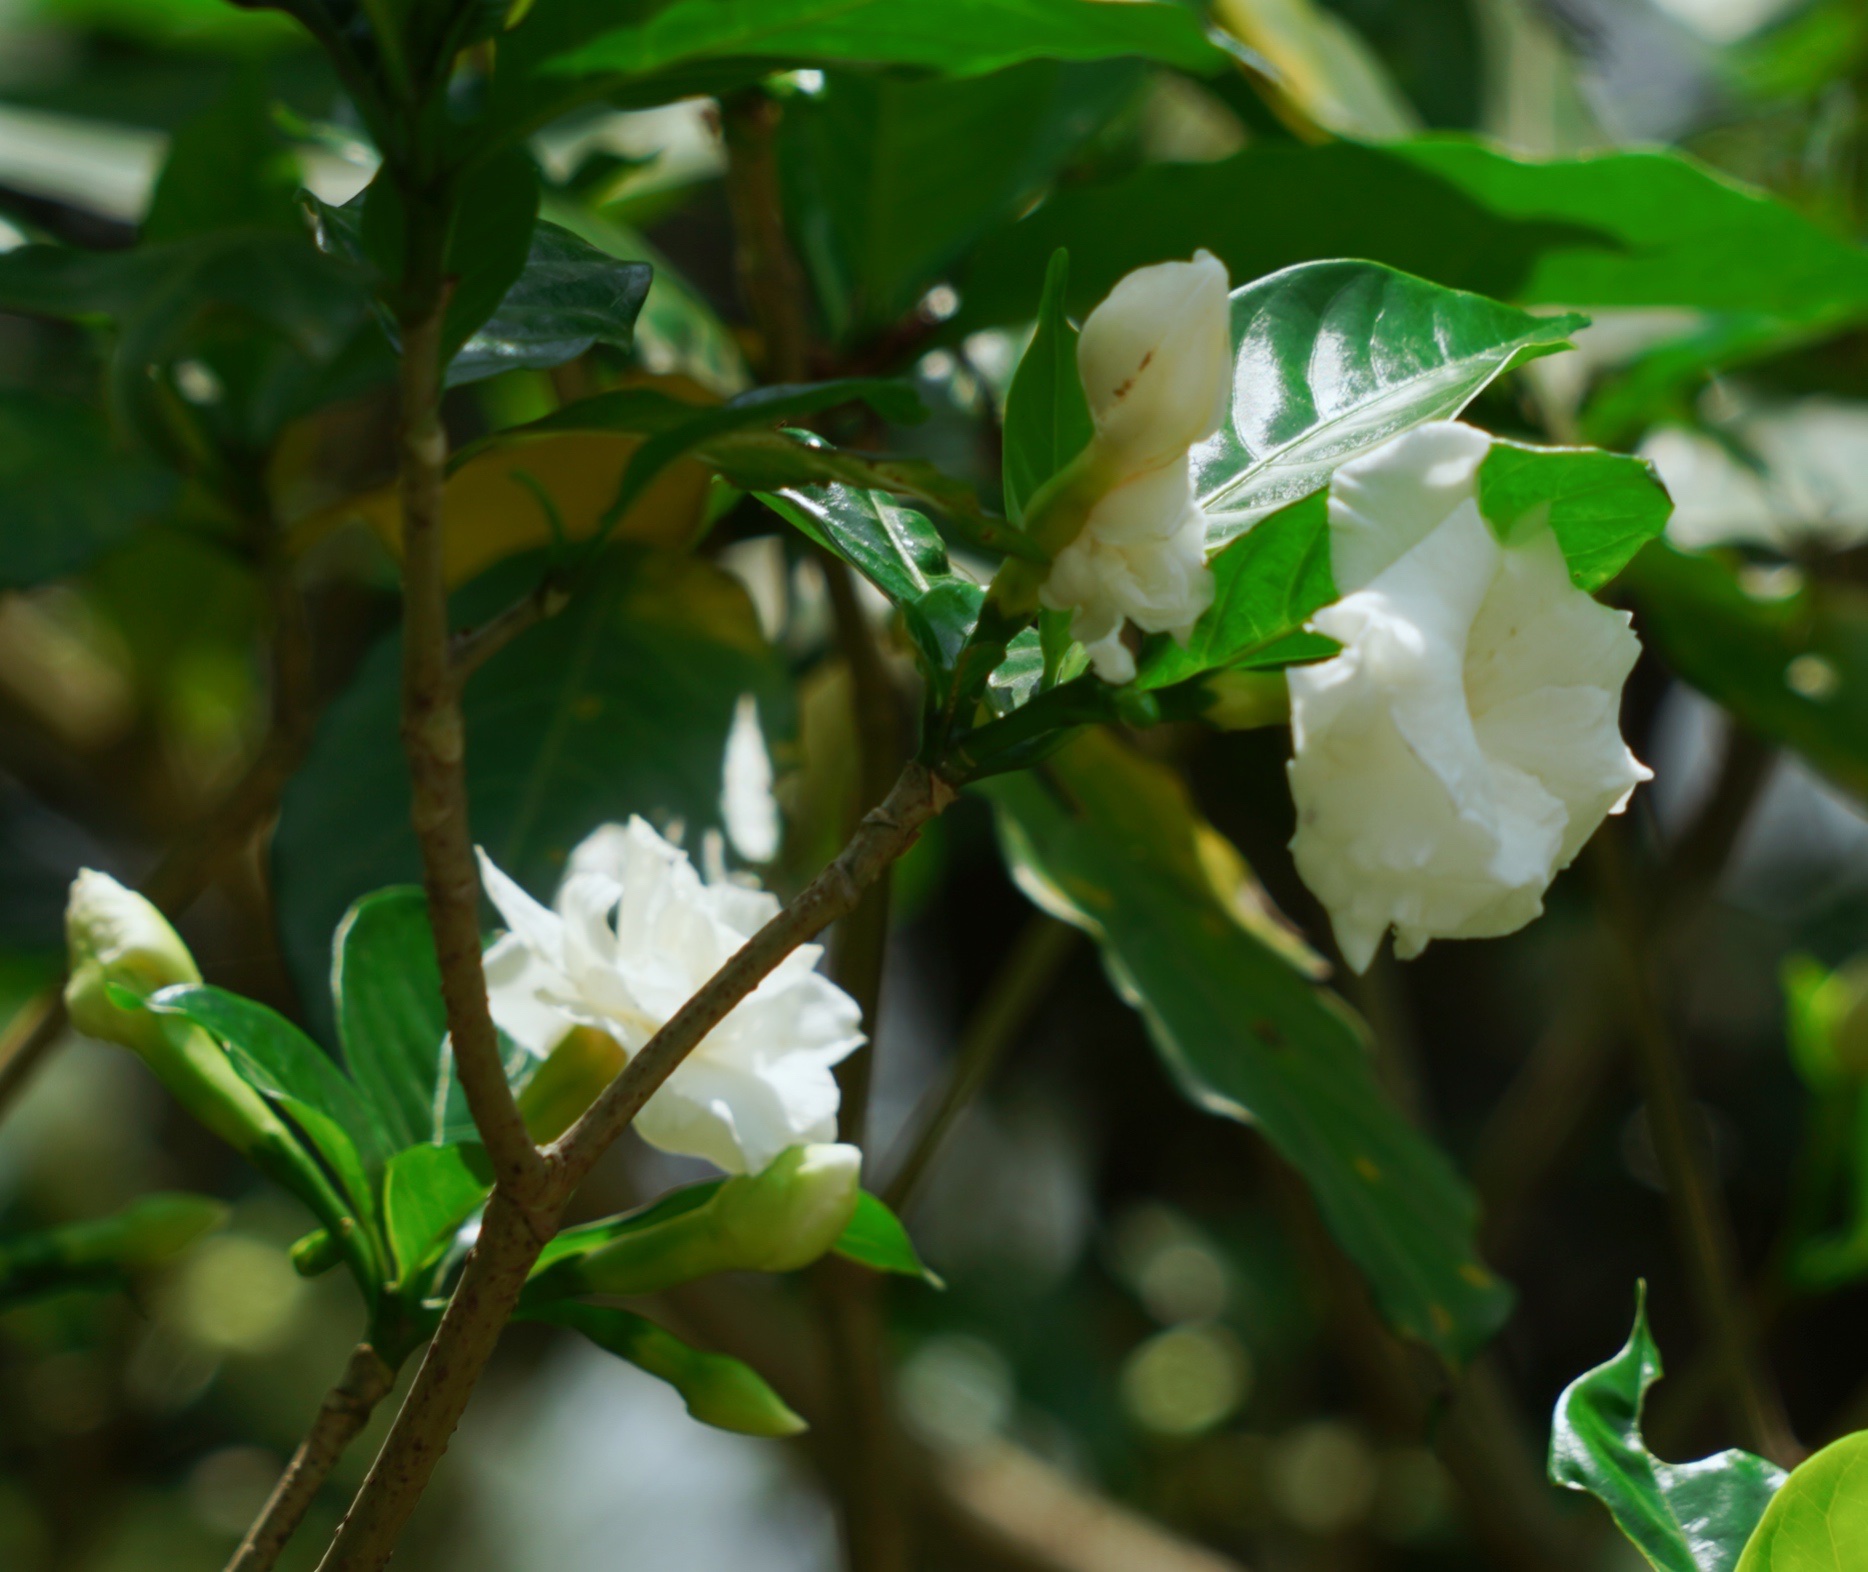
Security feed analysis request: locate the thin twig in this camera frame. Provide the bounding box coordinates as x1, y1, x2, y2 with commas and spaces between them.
721, 87, 812, 384
227, 1343, 396, 1572
446, 573, 571, 682
392, 277, 546, 1207
1589, 822, 1802, 1466
883, 914, 1078, 1213
314, 762, 954, 1572
0, 994, 65, 1122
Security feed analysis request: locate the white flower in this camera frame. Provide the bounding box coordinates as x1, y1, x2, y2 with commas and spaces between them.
1040, 251, 1231, 684
478, 820, 864, 1174
719, 694, 779, 864
1286, 422, 1651, 972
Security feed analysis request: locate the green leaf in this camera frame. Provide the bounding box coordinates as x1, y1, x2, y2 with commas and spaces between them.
449, 218, 654, 387
833, 1192, 942, 1287
1550, 1284, 1784, 1572
1623, 544, 1868, 800
1734, 1431, 1868, 1572
146, 983, 391, 1178
274, 547, 788, 1023
957, 139, 1868, 336
1192, 261, 1584, 539
537, 0, 1229, 84
381, 1143, 493, 1292
778, 62, 1140, 342
598, 380, 927, 529
141, 71, 302, 243
1477, 440, 1673, 590
1002, 248, 1093, 526
333, 888, 449, 1154
530, 1181, 726, 1281
440, 150, 543, 365
0, 1194, 226, 1307
1133, 490, 1335, 692
524, 1301, 807, 1437
0, 394, 177, 590
759, 481, 960, 609
979, 728, 1512, 1362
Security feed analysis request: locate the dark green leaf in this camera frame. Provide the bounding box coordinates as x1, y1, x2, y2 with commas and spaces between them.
778, 62, 1139, 341
1624, 543, 1868, 799
271, 1092, 379, 1247
146, 983, 390, 1178
833, 1191, 942, 1286
381, 1143, 493, 1292
980, 729, 1513, 1362
1734, 1431, 1868, 1572
449, 219, 653, 387
333, 887, 448, 1153
0, 1194, 225, 1307
0, 394, 177, 590
441, 149, 542, 364
1192, 262, 1584, 539
1550, 1284, 1784, 1572
537, 0, 1229, 84
523, 1301, 807, 1437
274, 547, 788, 1023
1002, 248, 1092, 526
141, 71, 302, 243
1477, 440, 1673, 590
957, 140, 1868, 335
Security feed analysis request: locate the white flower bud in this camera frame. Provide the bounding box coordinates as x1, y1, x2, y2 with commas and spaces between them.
65, 870, 200, 1055
714, 1142, 862, 1273
1077, 250, 1232, 474
1286, 422, 1651, 972
480, 818, 864, 1175
1039, 252, 1232, 682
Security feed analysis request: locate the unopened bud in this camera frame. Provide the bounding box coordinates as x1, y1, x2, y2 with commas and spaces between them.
714, 1143, 863, 1273
65, 871, 200, 1057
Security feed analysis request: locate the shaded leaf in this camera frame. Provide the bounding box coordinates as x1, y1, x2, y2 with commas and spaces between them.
981, 729, 1512, 1361
333, 888, 448, 1154
0, 1194, 225, 1307
1001, 247, 1092, 526
381, 1143, 493, 1291
1550, 1284, 1784, 1572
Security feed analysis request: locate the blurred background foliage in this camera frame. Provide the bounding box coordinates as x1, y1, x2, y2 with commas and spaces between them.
2, 0, 1868, 1568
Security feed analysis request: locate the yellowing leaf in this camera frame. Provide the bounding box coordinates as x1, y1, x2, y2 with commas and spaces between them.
1213, 0, 1420, 141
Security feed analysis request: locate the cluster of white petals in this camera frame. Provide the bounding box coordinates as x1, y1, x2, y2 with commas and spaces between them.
1287, 422, 1651, 972
478, 820, 863, 1174
1040, 251, 1232, 684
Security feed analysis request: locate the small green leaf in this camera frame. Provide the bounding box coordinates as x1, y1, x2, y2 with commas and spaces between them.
1193, 261, 1584, 539
333, 888, 449, 1154
525, 1301, 807, 1438
759, 482, 957, 608
1477, 440, 1673, 590
381, 1144, 493, 1292
980, 729, 1512, 1362
833, 1192, 942, 1287
0, 1194, 226, 1307
1550, 1284, 1785, 1572
1002, 248, 1093, 527
530, 1182, 725, 1282
1735, 1431, 1868, 1571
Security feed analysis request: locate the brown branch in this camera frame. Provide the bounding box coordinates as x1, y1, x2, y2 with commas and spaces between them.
314, 762, 954, 1572
227, 1343, 396, 1572
721, 87, 811, 384
392, 285, 545, 1206
882, 913, 1077, 1213
1588, 822, 1801, 1466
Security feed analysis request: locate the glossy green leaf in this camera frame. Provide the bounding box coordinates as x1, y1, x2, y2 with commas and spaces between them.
274, 547, 788, 1020
1477, 440, 1673, 590
538, 0, 1230, 84
333, 888, 449, 1154
1002, 248, 1092, 527
0, 1194, 225, 1307
980, 728, 1512, 1361
957, 139, 1868, 334
0, 394, 177, 590
146, 983, 390, 1177
450, 218, 653, 387
833, 1192, 942, 1287
759, 482, 960, 609
1550, 1284, 1784, 1572
1624, 544, 1868, 800
524, 1301, 807, 1437
1192, 262, 1584, 540
1734, 1431, 1868, 1572
778, 62, 1139, 341
381, 1143, 493, 1291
